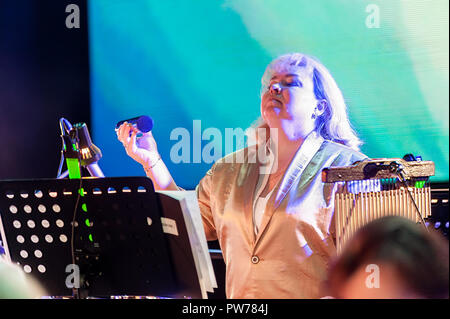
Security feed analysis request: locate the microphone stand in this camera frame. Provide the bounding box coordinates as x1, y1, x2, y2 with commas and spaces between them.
57, 163, 104, 179
86, 163, 105, 178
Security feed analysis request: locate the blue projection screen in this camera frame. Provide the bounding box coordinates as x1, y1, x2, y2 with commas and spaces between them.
89, 0, 449, 189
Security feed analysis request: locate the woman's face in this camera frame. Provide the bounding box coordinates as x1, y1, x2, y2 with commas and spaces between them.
261, 68, 319, 141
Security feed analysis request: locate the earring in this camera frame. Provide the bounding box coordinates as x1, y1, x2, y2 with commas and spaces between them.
312, 106, 319, 119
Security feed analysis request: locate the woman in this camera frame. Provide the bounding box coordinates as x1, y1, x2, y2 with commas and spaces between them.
117, 53, 367, 298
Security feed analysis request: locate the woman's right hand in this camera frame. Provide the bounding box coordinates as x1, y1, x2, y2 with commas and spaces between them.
116, 122, 160, 168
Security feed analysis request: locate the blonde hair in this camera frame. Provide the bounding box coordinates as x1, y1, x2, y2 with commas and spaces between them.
252, 53, 362, 151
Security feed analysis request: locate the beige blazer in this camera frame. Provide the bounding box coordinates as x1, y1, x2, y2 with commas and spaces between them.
197, 138, 367, 298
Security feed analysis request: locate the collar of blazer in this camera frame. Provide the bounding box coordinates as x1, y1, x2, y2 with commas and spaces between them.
243, 131, 325, 246
273, 131, 324, 208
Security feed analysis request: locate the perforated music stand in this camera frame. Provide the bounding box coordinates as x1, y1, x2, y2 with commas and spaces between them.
0, 177, 202, 298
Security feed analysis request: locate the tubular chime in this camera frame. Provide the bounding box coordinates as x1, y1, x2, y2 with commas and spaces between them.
322, 158, 435, 254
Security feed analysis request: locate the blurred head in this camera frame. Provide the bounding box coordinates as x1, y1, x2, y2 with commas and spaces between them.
0, 259, 47, 298
326, 216, 449, 299
257, 53, 361, 150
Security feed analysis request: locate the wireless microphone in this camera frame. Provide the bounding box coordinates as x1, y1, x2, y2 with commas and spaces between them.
115, 115, 154, 133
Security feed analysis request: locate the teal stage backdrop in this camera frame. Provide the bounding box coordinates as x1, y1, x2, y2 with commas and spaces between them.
89, 0, 449, 189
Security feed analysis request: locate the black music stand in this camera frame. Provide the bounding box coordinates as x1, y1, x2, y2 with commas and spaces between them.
0, 177, 203, 298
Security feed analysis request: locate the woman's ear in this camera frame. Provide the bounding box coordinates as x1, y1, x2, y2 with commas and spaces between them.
315, 99, 327, 117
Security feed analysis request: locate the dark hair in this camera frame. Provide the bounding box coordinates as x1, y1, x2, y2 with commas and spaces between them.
326, 216, 449, 298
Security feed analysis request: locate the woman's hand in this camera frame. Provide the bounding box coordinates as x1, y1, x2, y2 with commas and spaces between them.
116, 122, 179, 191
116, 122, 160, 167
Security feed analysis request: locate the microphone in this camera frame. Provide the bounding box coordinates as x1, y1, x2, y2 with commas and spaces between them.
115, 115, 154, 133
71, 123, 104, 177
57, 118, 104, 179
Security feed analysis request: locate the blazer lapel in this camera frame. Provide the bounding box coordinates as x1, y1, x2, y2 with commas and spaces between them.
241, 148, 262, 244
254, 133, 324, 246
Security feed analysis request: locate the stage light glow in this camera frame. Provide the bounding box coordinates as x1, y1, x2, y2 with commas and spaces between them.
89, 0, 449, 187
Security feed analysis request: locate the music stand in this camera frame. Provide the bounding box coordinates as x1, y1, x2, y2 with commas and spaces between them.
0, 177, 202, 298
